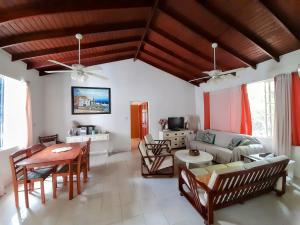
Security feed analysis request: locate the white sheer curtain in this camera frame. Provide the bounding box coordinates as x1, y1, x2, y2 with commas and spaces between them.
25, 82, 33, 147
3, 77, 27, 149
273, 73, 292, 156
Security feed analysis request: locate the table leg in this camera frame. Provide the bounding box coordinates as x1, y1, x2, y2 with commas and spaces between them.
69, 161, 73, 200
23, 167, 29, 208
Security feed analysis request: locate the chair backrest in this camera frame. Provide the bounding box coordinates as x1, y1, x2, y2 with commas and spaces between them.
210, 159, 289, 206
144, 134, 154, 144
39, 134, 59, 145
28, 143, 46, 156
9, 149, 30, 181
138, 141, 153, 169
83, 138, 91, 162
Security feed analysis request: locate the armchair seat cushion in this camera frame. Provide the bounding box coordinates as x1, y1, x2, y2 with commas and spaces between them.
19, 167, 53, 180
158, 157, 173, 170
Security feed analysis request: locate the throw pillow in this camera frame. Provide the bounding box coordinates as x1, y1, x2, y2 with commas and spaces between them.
227, 136, 244, 150
239, 139, 252, 146
195, 130, 206, 141
201, 133, 216, 144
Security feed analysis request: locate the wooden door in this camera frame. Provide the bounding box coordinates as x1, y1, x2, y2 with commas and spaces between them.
140, 102, 149, 138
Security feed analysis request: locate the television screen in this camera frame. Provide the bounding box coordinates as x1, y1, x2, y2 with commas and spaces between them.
168, 117, 184, 131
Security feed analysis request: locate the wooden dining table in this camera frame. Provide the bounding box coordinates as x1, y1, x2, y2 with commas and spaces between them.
16, 143, 83, 208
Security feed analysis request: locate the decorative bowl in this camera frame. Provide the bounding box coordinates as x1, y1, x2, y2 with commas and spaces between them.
189, 149, 200, 156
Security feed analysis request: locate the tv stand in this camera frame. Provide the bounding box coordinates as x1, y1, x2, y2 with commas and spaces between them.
159, 129, 193, 149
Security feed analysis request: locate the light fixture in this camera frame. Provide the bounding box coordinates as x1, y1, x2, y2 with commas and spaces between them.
298, 64, 300, 76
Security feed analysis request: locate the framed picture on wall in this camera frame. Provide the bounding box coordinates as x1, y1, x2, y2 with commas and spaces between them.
71, 86, 111, 114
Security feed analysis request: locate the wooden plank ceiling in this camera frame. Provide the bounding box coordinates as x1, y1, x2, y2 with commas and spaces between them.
0, 0, 299, 85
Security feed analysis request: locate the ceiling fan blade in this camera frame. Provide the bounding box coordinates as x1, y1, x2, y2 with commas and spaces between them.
218, 68, 243, 76
45, 70, 73, 73
48, 60, 74, 70
85, 71, 108, 80
189, 76, 210, 82
84, 65, 103, 71
218, 72, 237, 77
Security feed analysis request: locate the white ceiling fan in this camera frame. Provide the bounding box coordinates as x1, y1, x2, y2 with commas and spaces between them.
189, 43, 242, 83
45, 33, 108, 82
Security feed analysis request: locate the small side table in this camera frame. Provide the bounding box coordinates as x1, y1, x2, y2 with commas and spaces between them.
241, 154, 295, 184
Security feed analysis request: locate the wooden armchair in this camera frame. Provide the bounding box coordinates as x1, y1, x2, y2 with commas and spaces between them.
39, 134, 63, 146
9, 148, 54, 208
178, 158, 289, 225
52, 140, 90, 198
144, 134, 171, 154
138, 140, 174, 177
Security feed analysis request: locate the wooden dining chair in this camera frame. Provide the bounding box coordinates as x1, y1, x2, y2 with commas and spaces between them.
52, 142, 89, 198
39, 134, 63, 146
9, 149, 54, 208
28, 143, 46, 156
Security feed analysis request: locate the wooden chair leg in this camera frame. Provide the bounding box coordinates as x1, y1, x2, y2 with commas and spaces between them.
13, 183, 19, 208
29, 181, 34, 193
40, 181, 45, 204
77, 173, 81, 195
63, 176, 67, 186
84, 167, 88, 183
52, 175, 57, 199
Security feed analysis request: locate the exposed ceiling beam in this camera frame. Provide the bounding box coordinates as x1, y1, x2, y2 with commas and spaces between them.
259, 0, 299, 41
27, 46, 137, 70
0, 21, 145, 48
0, 0, 153, 25
39, 54, 133, 76
197, 0, 280, 62
151, 27, 231, 71
142, 49, 197, 79
138, 55, 198, 85
158, 8, 257, 69
146, 39, 208, 71
134, 0, 160, 61
12, 36, 140, 61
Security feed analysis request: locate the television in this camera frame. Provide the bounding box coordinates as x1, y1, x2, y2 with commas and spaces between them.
168, 117, 184, 131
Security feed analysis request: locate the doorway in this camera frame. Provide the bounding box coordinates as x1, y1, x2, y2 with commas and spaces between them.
130, 101, 149, 150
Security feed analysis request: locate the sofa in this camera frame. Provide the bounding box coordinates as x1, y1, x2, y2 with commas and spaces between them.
179, 155, 289, 225
188, 130, 266, 163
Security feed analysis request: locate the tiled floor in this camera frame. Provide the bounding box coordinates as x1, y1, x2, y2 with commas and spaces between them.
1, 150, 300, 225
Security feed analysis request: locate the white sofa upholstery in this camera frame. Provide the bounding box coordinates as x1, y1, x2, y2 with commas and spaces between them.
188, 130, 266, 163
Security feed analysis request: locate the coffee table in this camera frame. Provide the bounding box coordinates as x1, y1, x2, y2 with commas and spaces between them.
175, 149, 213, 168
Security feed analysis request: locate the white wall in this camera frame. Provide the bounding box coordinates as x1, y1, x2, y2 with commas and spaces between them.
43, 59, 196, 152
194, 49, 300, 177
0, 49, 45, 194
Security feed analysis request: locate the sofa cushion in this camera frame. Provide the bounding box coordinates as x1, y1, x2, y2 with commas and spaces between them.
226, 161, 245, 168
207, 130, 242, 148
205, 164, 228, 173
244, 160, 268, 169
190, 167, 210, 177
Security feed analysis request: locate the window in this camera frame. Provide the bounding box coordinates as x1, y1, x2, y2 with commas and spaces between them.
248, 79, 275, 137
0, 75, 27, 149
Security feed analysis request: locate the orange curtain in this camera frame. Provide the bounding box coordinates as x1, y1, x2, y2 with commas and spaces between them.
240, 84, 252, 135
292, 72, 300, 145
203, 92, 210, 129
